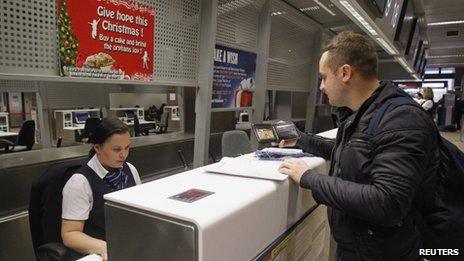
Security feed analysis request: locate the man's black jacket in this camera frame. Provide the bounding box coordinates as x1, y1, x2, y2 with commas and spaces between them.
298, 81, 444, 260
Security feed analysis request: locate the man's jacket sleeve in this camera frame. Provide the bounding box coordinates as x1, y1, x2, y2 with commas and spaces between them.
297, 131, 335, 160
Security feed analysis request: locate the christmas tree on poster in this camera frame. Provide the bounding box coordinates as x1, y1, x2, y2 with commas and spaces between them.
57, 0, 78, 76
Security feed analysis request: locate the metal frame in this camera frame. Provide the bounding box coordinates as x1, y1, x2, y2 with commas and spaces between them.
193, 0, 218, 167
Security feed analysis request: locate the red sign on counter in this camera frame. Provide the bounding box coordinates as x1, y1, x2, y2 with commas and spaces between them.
56, 0, 155, 81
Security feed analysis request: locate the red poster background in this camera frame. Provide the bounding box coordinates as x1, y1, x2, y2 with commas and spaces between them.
58, 0, 155, 80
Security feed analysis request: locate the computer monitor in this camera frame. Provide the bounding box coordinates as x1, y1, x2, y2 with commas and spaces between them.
394, 0, 414, 51
125, 110, 135, 120
74, 112, 90, 124
115, 110, 126, 119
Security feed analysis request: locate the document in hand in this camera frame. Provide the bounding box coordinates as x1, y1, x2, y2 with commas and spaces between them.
204, 156, 289, 181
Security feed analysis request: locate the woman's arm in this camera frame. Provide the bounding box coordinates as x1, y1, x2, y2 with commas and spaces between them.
61, 219, 108, 261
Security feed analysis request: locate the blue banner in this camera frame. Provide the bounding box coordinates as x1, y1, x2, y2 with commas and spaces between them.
212, 45, 257, 109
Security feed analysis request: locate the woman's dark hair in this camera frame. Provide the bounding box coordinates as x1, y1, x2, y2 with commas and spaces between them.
88, 118, 130, 158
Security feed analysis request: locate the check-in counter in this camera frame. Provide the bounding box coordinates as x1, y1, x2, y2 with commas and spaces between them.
104, 129, 338, 261
0, 131, 224, 260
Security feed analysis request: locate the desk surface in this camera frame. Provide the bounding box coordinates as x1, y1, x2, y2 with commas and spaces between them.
62, 120, 156, 130
0, 131, 17, 137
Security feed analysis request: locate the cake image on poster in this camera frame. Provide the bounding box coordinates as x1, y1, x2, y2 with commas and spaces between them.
235, 77, 255, 107
83, 52, 115, 70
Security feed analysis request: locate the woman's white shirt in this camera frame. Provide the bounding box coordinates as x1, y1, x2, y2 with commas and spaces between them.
422, 99, 434, 111
62, 155, 141, 221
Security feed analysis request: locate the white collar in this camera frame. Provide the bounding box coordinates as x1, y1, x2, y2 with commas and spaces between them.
87, 154, 120, 180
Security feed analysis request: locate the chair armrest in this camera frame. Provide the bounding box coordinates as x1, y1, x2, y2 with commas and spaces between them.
0, 138, 14, 152
37, 242, 68, 261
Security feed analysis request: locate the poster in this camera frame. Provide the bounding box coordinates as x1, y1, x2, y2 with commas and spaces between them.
212, 45, 257, 109
56, 0, 155, 81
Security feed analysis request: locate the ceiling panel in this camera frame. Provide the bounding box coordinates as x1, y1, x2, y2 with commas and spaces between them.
284, 0, 348, 25
423, 0, 464, 67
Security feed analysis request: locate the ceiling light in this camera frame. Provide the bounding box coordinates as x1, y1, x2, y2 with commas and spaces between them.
413, 74, 421, 81
395, 57, 414, 73
427, 54, 464, 59
376, 38, 397, 55
300, 6, 320, 12
427, 20, 464, 26
271, 11, 286, 16
338, 0, 378, 36
314, 0, 336, 16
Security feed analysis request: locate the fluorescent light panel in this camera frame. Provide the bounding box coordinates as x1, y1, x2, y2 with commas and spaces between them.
376, 38, 398, 55
395, 57, 414, 73
428, 20, 464, 26
300, 6, 320, 12
314, 0, 336, 16
338, 0, 378, 36
427, 54, 464, 59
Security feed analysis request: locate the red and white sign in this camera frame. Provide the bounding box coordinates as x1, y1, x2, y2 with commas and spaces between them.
57, 0, 155, 81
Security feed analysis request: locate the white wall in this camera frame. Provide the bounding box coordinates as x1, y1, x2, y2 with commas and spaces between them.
109, 93, 167, 109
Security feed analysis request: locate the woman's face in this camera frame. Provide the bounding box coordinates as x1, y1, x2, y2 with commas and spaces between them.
94, 132, 131, 169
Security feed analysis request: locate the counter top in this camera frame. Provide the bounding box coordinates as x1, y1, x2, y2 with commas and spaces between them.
0, 131, 194, 170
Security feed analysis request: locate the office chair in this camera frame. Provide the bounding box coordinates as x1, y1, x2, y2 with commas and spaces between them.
133, 116, 153, 137
153, 111, 169, 134
81, 117, 102, 143
0, 120, 35, 152
221, 130, 253, 157
29, 160, 87, 261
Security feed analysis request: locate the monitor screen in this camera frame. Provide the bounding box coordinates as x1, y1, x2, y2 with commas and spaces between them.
125, 110, 135, 119
74, 112, 90, 124
413, 40, 423, 69
115, 110, 126, 118
405, 18, 419, 57
383, 0, 404, 35
416, 48, 426, 71
256, 128, 276, 141
420, 58, 427, 77
394, 0, 414, 51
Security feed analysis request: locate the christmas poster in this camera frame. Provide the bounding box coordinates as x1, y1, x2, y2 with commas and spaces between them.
212, 45, 257, 109
56, 0, 155, 81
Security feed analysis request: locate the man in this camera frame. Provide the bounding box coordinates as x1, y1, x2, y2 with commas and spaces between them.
278, 31, 443, 260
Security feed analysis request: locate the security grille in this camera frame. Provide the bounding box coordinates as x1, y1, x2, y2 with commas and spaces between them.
267, 0, 319, 92
216, 0, 260, 52
139, 0, 200, 84
0, 0, 57, 75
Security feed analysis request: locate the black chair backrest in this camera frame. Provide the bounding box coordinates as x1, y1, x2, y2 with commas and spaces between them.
133, 116, 140, 137
159, 111, 169, 128
17, 120, 35, 149
29, 160, 85, 259
56, 137, 63, 148
83, 117, 102, 141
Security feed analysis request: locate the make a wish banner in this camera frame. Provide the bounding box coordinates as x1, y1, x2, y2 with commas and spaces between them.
212, 45, 257, 109
56, 0, 155, 81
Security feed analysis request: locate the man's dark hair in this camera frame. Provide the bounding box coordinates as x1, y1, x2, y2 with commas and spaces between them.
323, 31, 378, 79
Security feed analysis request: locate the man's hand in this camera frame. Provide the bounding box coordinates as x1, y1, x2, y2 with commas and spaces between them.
278, 158, 311, 184
278, 138, 297, 148
271, 138, 298, 147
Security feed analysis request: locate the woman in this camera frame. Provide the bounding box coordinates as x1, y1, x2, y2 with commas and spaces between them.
420, 87, 435, 119
61, 118, 141, 260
